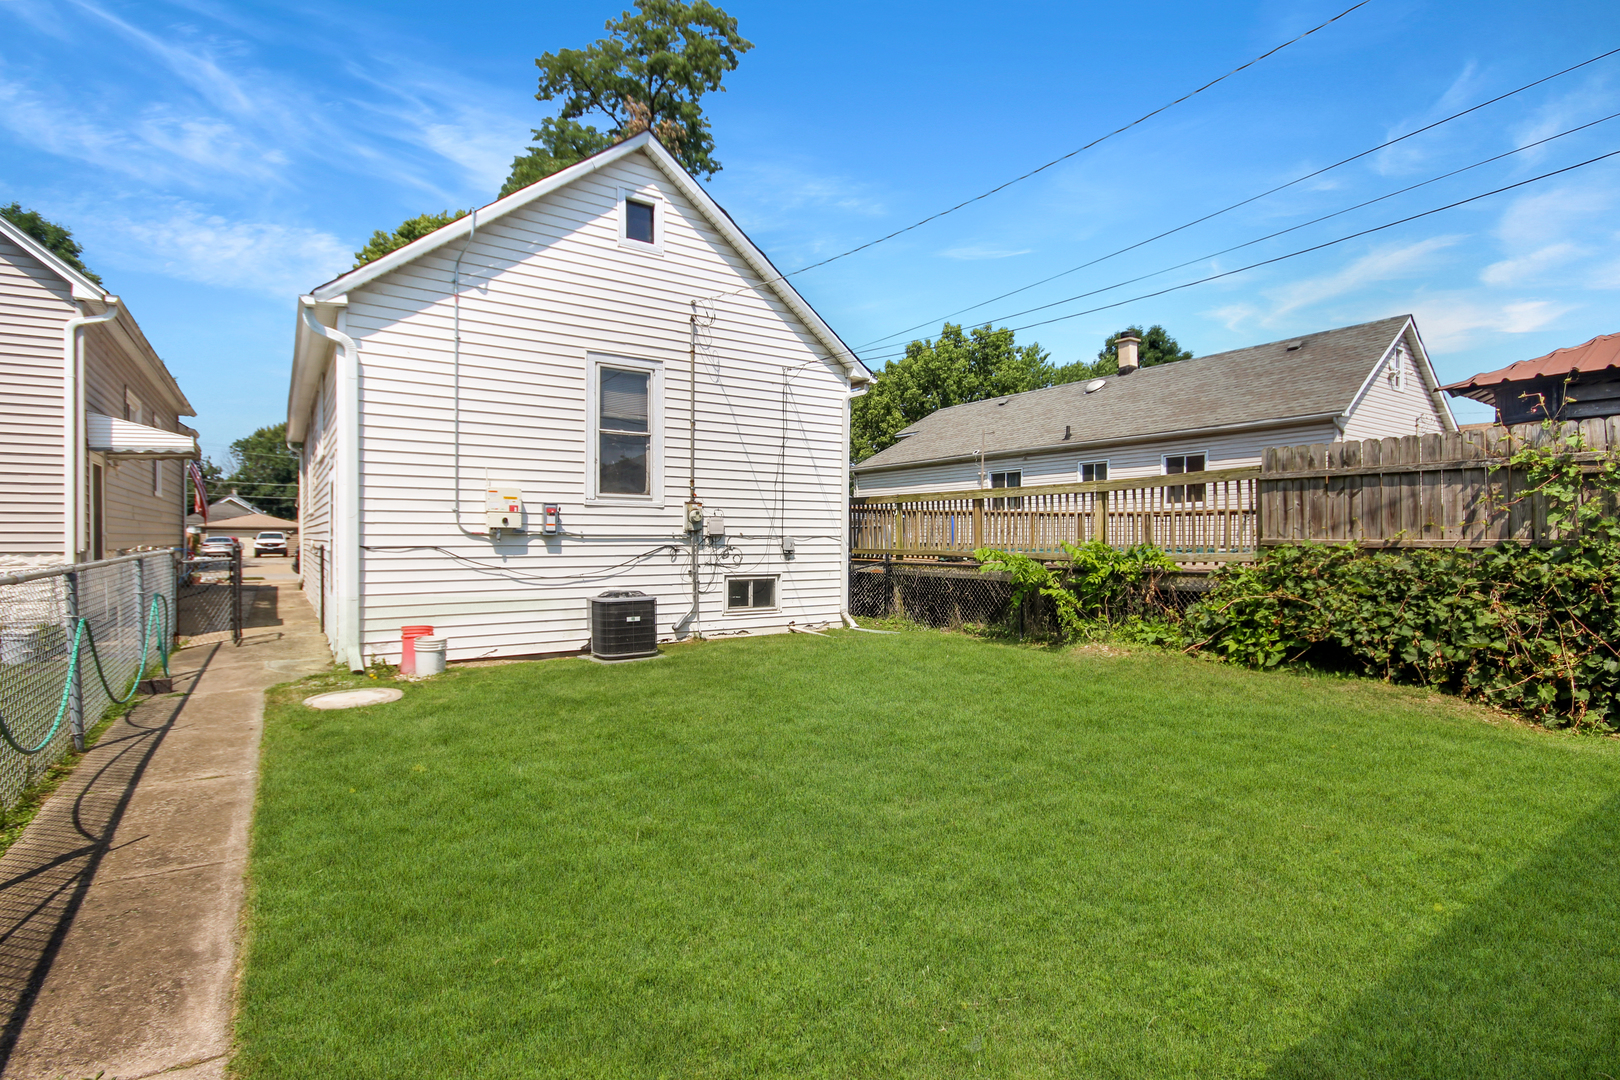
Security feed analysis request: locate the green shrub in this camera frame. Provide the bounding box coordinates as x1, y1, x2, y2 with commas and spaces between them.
974, 540, 1179, 642
1186, 427, 1620, 731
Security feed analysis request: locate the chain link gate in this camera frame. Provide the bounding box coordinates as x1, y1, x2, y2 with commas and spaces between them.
176, 549, 241, 645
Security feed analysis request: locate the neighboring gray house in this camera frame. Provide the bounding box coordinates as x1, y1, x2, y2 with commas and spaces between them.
0, 216, 197, 564
853, 315, 1456, 499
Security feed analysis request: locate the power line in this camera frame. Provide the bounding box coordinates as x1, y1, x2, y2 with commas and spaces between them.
860, 147, 1620, 360
854, 45, 1620, 352
873, 112, 1620, 348
710, 0, 1373, 304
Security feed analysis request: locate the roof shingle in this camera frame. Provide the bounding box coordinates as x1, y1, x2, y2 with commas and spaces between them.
854, 315, 1412, 471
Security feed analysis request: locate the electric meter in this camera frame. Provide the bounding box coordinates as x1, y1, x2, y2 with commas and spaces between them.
485, 483, 526, 532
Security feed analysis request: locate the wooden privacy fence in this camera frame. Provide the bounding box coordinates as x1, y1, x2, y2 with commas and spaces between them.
1260, 418, 1620, 547
850, 418, 1619, 565
850, 468, 1260, 562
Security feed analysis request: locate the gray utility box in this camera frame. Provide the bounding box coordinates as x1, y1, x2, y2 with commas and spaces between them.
589, 591, 658, 660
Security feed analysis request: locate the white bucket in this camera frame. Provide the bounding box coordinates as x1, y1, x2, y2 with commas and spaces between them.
414, 637, 447, 676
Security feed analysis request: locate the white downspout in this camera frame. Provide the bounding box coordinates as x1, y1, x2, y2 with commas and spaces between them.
300, 298, 364, 672
62, 299, 122, 562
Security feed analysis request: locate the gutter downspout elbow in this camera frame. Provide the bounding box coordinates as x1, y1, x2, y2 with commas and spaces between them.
62, 298, 122, 562
300, 298, 364, 672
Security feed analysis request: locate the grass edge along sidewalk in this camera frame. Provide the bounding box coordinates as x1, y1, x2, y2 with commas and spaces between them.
237, 632, 1620, 1079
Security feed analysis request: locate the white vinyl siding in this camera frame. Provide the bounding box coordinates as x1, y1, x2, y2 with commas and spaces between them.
0, 234, 75, 555
1, 236, 187, 557
1341, 336, 1448, 441
302, 149, 852, 662
853, 420, 1339, 498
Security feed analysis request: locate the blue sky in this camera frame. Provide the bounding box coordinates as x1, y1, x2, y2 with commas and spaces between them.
4, 0, 1619, 460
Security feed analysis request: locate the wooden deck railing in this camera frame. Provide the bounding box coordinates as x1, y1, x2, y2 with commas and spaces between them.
850, 468, 1261, 562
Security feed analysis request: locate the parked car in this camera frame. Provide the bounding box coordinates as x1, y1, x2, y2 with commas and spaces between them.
252, 531, 288, 557
199, 535, 239, 557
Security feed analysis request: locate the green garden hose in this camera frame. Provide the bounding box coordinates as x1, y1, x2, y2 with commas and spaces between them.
0, 592, 172, 757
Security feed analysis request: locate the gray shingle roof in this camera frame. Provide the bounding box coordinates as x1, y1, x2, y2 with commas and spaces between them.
853, 315, 1412, 472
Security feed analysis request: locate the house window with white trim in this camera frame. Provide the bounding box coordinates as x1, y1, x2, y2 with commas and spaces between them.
588, 353, 663, 502
1164, 453, 1206, 503
727, 577, 777, 611
1080, 460, 1108, 483
990, 470, 1022, 509
618, 189, 665, 254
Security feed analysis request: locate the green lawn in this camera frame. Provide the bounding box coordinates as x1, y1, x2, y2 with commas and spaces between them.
238, 631, 1620, 1078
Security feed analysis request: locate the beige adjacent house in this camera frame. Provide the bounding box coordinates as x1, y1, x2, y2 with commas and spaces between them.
0, 216, 197, 565
852, 316, 1457, 499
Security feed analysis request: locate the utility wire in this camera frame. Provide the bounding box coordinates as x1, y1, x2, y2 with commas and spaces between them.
859, 147, 1620, 358
709, 0, 1373, 303
854, 44, 1620, 352
871, 111, 1620, 345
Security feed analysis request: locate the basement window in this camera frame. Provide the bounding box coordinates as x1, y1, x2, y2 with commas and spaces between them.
1164, 453, 1206, 504
727, 577, 777, 611
990, 470, 1022, 510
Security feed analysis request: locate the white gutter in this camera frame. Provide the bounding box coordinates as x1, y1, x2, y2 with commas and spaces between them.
299, 297, 364, 672
62, 299, 122, 561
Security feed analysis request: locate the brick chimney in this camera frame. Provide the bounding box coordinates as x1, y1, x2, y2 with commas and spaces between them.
1116, 334, 1141, 375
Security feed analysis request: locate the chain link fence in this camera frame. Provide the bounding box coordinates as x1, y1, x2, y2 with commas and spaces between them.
176, 552, 242, 646
0, 551, 177, 812
850, 560, 1214, 636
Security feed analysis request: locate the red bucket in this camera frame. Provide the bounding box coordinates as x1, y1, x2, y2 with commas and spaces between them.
400, 625, 435, 675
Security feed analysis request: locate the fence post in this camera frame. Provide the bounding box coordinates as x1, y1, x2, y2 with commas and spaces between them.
64, 569, 84, 753
972, 498, 984, 550
1098, 489, 1109, 546
232, 547, 243, 645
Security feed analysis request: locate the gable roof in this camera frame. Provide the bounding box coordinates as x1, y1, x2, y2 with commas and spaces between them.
855, 315, 1448, 472
302, 132, 869, 386
0, 215, 107, 302
0, 216, 196, 417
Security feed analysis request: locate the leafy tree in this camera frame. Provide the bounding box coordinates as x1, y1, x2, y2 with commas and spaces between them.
222, 423, 299, 519
851, 324, 1052, 461
353, 210, 468, 268
1, 203, 102, 284
501, 0, 753, 196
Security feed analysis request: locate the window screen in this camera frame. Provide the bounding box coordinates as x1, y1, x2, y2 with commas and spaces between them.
626, 199, 655, 244
990, 470, 1022, 510
1165, 454, 1206, 503
727, 577, 776, 610
1080, 461, 1108, 483
599, 367, 650, 495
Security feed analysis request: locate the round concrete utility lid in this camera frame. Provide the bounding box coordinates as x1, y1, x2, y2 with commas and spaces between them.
303, 688, 404, 710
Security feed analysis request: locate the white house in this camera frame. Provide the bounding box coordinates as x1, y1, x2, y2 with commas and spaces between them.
852, 316, 1455, 499
0, 216, 197, 566
287, 133, 871, 670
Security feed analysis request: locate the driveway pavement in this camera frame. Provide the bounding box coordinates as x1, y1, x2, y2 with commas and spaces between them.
0, 557, 329, 1080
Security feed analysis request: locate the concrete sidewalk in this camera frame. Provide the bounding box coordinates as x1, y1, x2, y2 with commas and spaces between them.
0, 559, 329, 1080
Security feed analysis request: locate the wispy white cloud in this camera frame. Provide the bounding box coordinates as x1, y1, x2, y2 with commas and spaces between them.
81, 204, 352, 297
1411, 297, 1574, 350
1372, 62, 1486, 176
938, 244, 1033, 261
1260, 235, 1463, 321
1480, 241, 1584, 286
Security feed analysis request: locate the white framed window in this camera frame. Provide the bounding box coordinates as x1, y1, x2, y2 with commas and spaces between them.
586, 352, 663, 504
726, 576, 778, 612
153, 459, 162, 496
124, 388, 145, 425
1079, 460, 1109, 483
1164, 452, 1207, 504
617, 187, 665, 255
1386, 352, 1407, 391
989, 469, 1022, 509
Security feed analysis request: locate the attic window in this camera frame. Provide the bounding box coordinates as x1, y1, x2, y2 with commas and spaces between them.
626, 199, 655, 244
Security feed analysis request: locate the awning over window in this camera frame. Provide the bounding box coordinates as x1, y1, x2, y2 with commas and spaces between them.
86, 413, 199, 459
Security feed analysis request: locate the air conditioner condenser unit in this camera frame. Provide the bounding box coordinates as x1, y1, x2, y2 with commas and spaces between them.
589, 591, 658, 660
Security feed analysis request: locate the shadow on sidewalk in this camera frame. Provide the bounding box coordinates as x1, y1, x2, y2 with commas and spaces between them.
0, 643, 220, 1075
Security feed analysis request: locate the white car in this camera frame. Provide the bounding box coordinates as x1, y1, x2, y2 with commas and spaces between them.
252, 531, 288, 557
